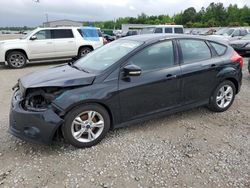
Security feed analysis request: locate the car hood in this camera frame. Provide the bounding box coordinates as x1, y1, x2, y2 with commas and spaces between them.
229, 39, 250, 45
208, 35, 229, 43
20, 64, 96, 89
0, 39, 24, 44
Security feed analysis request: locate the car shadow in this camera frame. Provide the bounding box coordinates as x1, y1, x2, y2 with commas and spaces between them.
8, 106, 214, 154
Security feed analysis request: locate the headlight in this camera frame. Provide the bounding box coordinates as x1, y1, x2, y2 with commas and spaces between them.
23, 87, 65, 112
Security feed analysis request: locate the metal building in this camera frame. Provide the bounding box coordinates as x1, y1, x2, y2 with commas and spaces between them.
43, 19, 83, 27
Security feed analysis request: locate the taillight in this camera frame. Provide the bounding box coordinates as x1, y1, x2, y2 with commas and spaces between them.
231, 51, 244, 68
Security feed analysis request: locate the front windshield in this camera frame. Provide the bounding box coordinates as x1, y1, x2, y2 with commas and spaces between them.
74, 40, 143, 73
215, 28, 229, 35
223, 29, 234, 36
20, 30, 34, 39
241, 33, 250, 40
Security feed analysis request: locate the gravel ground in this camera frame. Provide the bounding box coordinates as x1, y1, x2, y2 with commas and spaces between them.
0, 34, 23, 40
0, 61, 250, 188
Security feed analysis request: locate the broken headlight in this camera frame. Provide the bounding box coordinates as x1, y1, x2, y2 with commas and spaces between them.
23, 88, 64, 112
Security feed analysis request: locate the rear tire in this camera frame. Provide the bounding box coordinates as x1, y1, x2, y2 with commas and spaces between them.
62, 104, 110, 148
208, 80, 236, 112
78, 47, 92, 58
7, 51, 27, 69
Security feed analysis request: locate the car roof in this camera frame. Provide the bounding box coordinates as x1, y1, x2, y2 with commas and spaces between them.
155, 25, 183, 28
37, 26, 101, 30
120, 34, 228, 45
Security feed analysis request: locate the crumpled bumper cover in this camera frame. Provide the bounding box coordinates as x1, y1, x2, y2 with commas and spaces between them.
9, 91, 64, 145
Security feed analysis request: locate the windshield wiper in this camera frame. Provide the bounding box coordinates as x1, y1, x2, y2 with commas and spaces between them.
68, 62, 89, 73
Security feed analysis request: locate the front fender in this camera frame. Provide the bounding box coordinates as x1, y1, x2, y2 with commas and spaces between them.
52, 81, 120, 125
4, 44, 29, 60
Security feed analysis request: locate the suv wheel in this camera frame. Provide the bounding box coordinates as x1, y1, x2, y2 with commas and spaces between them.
78, 47, 92, 58
7, 51, 27, 68
62, 104, 110, 148
208, 80, 236, 112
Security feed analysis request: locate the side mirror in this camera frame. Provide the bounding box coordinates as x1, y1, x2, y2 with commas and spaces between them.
123, 64, 142, 76
30, 35, 37, 40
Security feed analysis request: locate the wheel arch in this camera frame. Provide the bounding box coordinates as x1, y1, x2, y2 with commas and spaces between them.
216, 67, 240, 94
224, 77, 239, 94
78, 45, 94, 54
5, 49, 28, 61
60, 100, 115, 129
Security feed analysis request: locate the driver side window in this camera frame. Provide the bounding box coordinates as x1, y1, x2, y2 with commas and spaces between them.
127, 41, 174, 72
32, 30, 51, 40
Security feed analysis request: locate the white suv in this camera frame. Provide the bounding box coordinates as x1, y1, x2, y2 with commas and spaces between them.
0, 27, 104, 68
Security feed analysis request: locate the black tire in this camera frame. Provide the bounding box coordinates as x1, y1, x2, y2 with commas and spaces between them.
78, 47, 92, 58
7, 51, 27, 69
62, 104, 110, 148
208, 80, 236, 112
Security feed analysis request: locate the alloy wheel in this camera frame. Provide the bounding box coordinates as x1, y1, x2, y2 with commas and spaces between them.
71, 110, 105, 143
216, 85, 233, 108
80, 49, 91, 57
9, 54, 25, 68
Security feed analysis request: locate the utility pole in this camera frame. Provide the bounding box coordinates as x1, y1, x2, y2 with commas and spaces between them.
45, 13, 49, 23
32, 0, 48, 24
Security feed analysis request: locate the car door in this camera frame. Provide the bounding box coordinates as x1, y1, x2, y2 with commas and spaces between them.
178, 39, 220, 105
51, 29, 77, 57
118, 40, 182, 122
27, 29, 55, 60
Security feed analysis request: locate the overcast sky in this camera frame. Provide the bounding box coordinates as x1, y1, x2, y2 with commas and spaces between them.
0, 0, 250, 27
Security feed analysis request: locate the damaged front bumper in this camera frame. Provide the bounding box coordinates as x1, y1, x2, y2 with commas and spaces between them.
9, 90, 64, 144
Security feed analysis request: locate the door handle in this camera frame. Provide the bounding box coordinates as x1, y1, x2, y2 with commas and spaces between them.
46, 42, 53, 44
211, 64, 216, 67
166, 74, 177, 80
68, 41, 74, 43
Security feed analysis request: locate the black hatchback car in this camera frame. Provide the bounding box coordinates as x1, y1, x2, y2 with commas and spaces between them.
9, 34, 243, 148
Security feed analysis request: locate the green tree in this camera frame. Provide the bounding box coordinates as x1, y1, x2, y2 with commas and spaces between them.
182, 7, 197, 24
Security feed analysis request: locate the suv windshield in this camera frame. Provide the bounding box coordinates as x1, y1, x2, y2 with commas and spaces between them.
20, 30, 34, 39
215, 28, 229, 35
223, 29, 235, 36
74, 40, 143, 73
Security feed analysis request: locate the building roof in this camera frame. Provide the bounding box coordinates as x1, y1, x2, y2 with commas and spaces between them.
43, 19, 83, 24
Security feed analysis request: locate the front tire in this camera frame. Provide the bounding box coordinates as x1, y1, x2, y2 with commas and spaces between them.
78, 47, 92, 58
208, 80, 236, 112
62, 104, 110, 148
7, 51, 27, 69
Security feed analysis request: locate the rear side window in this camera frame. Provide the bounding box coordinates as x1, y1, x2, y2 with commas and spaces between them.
128, 41, 174, 71
51, 29, 74, 39
165, 28, 173, 33
155, 28, 163, 33
180, 39, 211, 64
174, 28, 184, 34
210, 42, 227, 56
